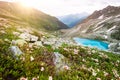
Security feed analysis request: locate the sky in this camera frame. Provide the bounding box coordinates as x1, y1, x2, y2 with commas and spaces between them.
1, 0, 120, 16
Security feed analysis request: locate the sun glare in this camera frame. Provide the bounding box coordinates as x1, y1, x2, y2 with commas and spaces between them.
16, 0, 35, 7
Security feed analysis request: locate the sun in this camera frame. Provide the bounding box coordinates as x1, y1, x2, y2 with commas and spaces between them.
16, 0, 35, 7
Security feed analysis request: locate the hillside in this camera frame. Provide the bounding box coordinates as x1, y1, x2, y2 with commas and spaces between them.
0, 1, 68, 31
63, 5, 120, 42
57, 13, 88, 27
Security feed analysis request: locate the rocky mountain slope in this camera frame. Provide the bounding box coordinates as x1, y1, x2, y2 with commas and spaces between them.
63, 6, 120, 42
0, 1, 68, 31
57, 13, 88, 27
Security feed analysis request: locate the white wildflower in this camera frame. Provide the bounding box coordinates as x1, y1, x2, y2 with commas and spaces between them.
30, 56, 34, 61
96, 63, 99, 65
117, 60, 120, 63
48, 76, 52, 80
82, 58, 86, 62
88, 67, 94, 72
63, 48, 68, 51
41, 67, 45, 71
88, 50, 91, 55
88, 67, 97, 76
32, 77, 37, 80
112, 69, 119, 78
13, 32, 20, 36
92, 71, 97, 76
26, 48, 29, 51
97, 69, 100, 72
103, 71, 109, 76
20, 57, 25, 61
96, 78, 101, 80
99, 53, 108, 58
37, 76, 39, 79
74, 49, 79, 54
92, 58, 99, 62
92, 50, 96, 53
41, 62, 45, 66
81, 65, 87, 70
29, 43, 34, 48
63, 65, 70, 70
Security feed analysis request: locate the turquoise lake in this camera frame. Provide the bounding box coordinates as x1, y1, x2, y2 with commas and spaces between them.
73, 38, 109, 50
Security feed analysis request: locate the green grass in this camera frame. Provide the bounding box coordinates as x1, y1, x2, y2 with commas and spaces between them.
0, 41, 120, 80
0, 23, 120, 80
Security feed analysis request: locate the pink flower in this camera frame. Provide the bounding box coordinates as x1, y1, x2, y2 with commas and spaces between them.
74, 49, 79, 54
63, 65, 70, 70
103, 71, 109, 76
32, 77, 37, 80
20, 77, 27, 80
96, 78, 101, 80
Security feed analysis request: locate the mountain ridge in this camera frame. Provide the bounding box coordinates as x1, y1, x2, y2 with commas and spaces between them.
57, 13, 89, 27
63, 5, 120, 42
0, 1, 68, 31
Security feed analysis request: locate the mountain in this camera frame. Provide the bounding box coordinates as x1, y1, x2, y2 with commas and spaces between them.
57, 13, 89, 28
0, 1, 68, 31
63, 5, 120, 42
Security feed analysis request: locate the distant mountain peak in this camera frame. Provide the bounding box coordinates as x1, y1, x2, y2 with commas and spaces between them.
57, 13, 89, 27
82, 5, 120, 23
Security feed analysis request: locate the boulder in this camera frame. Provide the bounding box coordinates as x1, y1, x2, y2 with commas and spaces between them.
13, 32, 20, 36
109, 43, 120, 52
19, 33, 38, 42
43, 41, 54, 45
53, 52, 69, 73
117, 47, 120, 51
118, 43, 120, 47
34, 41, 43, 47
9, 46, 23, 58
15, 39, 27, 46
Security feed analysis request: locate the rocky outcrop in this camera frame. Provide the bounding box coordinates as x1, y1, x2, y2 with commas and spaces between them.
109, 43, 120, 53
14, 39, 27, 46
43, 37, 76, 49
53, 52, 70, 73
9, 46, 23, 58
19, 33, 38, 42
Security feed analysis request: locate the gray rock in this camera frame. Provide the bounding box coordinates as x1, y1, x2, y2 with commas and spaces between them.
109, 43, 120, 52
117, 47, 120, 51
19, 33, 38, 42
15, 39, 27, 46
34, 41, 43, 47
118, 43, 120, 47
53, 52, 69, 73
9, 46, 23, 58
13, 32, 20, 36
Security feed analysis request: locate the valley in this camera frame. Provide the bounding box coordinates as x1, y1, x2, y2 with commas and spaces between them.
0, 1, 120, 80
